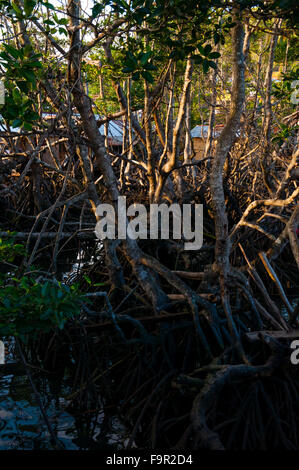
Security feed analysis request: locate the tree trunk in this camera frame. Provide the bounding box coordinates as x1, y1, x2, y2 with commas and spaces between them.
210, 11, 246, 356
67, 0, 169, 310
263, 21, 280, 144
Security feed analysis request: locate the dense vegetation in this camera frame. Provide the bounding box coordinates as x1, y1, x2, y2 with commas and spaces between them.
0, 0, 298, 450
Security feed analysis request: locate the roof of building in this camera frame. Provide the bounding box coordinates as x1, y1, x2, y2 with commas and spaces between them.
190, 124, 224, 139
98, 119, 125, 144
0, 114, 126, 145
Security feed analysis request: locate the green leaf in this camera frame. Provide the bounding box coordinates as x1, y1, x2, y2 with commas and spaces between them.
4, 44, 21, 59
203, 44, 212, 56
41, 1, 55, 10
24, 0, 36, 17
140, 51, 152, 66
23, 44, 33, 57
12, 118, 23, 128
209, 51, 221, 59
132, 71, 140, 80
23, 122, 33, 130
141, 70, 154, 83
59, 27, 67, 36
122, 66, 134, 73
27, 60, 42, 68
12, 88, 22, 103
197, 44, 205, 55
208, 60, 217, 69
22, 70, 36, 86
58, 18, 68, 25
202, 59, 209, 74
214, 32, 220, 45
83, 275, 91, 285
44, 19, 55, 25
16, 81, 29, 93
0, 52, 12, 62
92, 3, 103, 18
11, 1, 23, 17
124, 52, 138, 70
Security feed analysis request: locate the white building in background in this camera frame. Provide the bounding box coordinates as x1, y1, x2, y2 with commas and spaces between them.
0, 113, 129, 166
190, 124, 224, 159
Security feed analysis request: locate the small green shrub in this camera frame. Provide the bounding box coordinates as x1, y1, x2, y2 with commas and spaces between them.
0, 277, 86, 340
0, 233, 26, 263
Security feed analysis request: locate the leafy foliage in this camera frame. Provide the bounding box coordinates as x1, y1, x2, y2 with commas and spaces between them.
272, 67, 299, 103
0, 44, 42, 129
0, 238, 86, 340
0, 234, 26, 263
122, 50, 156, 82
272, 123, 298, 145
0, 277, 85, 340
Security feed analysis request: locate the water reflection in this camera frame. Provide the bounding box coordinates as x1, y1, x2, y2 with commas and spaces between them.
0, 241, 122, 450
0, 370, 128, 450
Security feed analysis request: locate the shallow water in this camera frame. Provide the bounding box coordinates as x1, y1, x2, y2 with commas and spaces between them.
1, 242, 296, 450
0, 242, 130, 450
0, 339, 129, 450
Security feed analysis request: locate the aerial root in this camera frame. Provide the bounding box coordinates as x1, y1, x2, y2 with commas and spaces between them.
190, 333, 286, 449
139, 253, 223, 359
